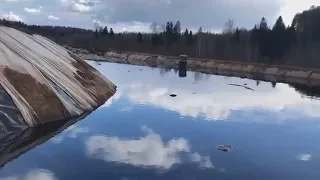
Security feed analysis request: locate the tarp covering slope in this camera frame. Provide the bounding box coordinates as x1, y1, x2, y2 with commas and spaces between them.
0, 26, 116, 131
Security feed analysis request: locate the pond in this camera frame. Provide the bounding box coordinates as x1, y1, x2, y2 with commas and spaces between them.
1, 61, 320, 180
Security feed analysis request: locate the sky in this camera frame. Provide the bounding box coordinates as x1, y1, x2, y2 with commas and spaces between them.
0, 0, 319, 33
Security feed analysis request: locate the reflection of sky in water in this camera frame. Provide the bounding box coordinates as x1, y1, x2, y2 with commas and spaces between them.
0, 169, 58, 180
93, 62, 320, 122
1, 62, 320, 180
86, 126, 213, 169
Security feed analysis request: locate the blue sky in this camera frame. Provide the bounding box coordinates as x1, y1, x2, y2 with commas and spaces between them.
0, 0, 319, 32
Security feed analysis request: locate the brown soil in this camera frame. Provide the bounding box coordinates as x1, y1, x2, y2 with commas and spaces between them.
3, 67, 70, 124
68, 52, 116, 106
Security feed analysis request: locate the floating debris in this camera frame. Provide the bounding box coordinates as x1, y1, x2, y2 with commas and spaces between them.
192, 92, 196, 94
139, 69, 143, 71
170, 94, 177, 97
228, 83, 255, 91
216, 145, 233, 152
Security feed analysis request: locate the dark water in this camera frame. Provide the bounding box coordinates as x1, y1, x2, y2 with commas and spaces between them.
1, 62, 320, 180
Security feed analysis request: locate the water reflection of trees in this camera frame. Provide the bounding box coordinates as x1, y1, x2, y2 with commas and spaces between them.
159, 65, 320, 98
194, 72, 203, 83
289, 84, 320, 99
159, 68, 171, 77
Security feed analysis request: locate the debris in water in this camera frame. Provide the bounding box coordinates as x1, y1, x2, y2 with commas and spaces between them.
192, 92, 196, 94
216, 145, 233, 152
170, 94, 177, 97
228, 83, 255, 91
244, 83, 247, 85
139, 69, 143, 71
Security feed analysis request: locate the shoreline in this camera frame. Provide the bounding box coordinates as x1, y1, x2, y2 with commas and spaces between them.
66, 47, 320, 87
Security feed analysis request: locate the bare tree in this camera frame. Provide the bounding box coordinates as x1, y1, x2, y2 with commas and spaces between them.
223, 19, 235, 34
149, 22, 165, 34
93, 20, 103, 31
197, 27, 203, 58
149, 22, 158, 34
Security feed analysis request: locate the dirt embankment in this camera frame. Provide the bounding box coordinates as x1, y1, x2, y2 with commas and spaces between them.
65, 46, 320, 86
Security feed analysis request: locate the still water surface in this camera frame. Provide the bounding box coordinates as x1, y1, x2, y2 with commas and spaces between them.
1, 62, 320, 180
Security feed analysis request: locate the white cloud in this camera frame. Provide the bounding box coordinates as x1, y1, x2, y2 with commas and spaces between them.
280, 0, 320, 25
72, 2, 92, 13
101, 92, 121, 107
91, 20, 149, 32
0, 169, 58, 180
61, 0, 98, 13
86, 126, 213, 169
48, 15, 59, 21
190, 153, 213, 168
92, 19, 103, 30
1, 0, 318, 31
24, 7, 41, 14
0, 12, 23, 22
91, 0, 282, 29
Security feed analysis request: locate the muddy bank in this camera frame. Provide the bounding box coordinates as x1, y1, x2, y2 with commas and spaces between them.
67, 47, 320, 86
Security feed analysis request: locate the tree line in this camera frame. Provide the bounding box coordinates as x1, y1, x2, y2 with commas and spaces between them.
0, 6, 320, 68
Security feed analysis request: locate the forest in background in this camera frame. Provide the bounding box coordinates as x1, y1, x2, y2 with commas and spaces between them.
0, 6, 320, 68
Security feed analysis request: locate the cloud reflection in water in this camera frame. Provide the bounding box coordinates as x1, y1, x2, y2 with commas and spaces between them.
297, 154, 312, 161
93, 62, 320, 121
0, 169, 58, 180
51, 124, 89, 144
86, 126, 213, 169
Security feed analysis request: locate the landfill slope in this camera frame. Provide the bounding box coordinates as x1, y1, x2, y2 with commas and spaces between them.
0, 26, 116, 131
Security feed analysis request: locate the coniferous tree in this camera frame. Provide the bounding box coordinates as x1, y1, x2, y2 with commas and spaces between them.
98, 28, 103, 36
286, 25, 296, 45
271, 16, 287, 58
235, 27, 240, 41
187, 30, 194, 46
291, 6, 320, 43
173, 21, 181, 42
184, 28, 189, 36
137, 32, 143, 42
152, 34, 159, 47
94, 29, 99, 39
184, 28, 189, 44
250, 25, 259, 45
3, 10, 320, 68
165, 21, 174, 47
109, 28, 115, 38
102, 26, 108, 36
258, 17, 271, 59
